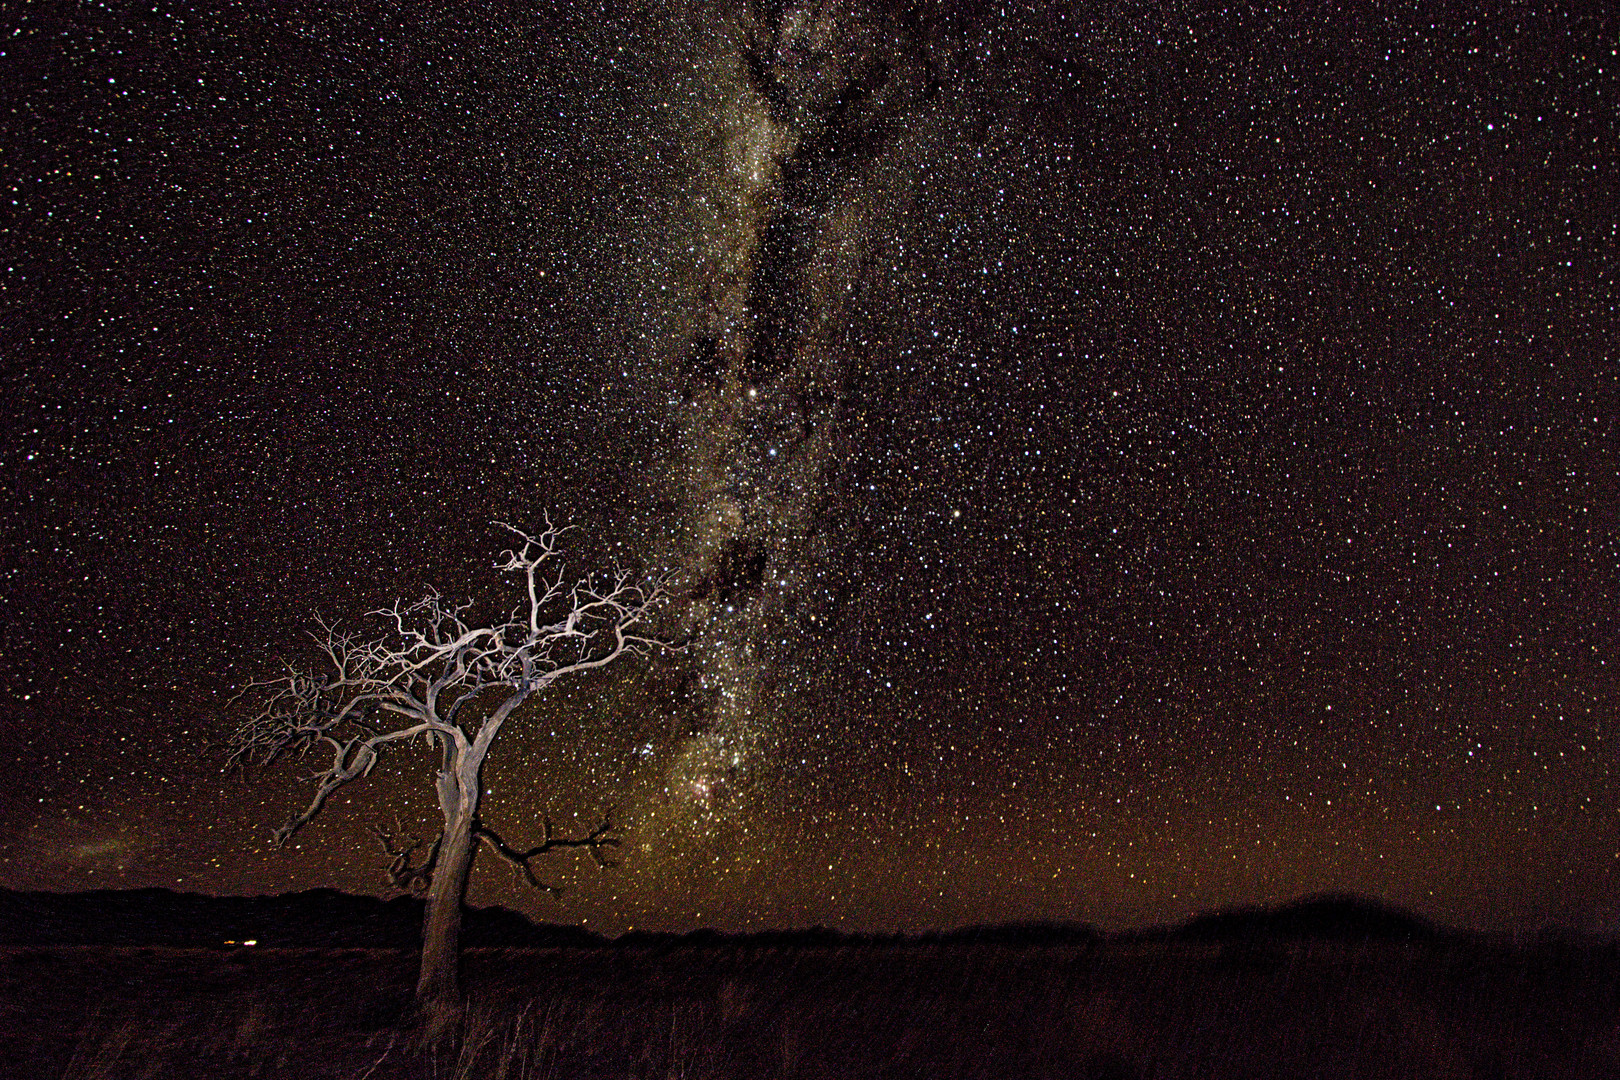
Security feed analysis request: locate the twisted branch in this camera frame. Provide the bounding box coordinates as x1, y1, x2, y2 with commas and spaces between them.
224, 521, 679, 853
373, 820, 441, 895
476, 813, 621, 893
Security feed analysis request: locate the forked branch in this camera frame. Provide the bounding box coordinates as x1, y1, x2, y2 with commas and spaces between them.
373, 820, 441, 895
224, 519, 678, 1020
476, 813, 621, 892
223, 521, 678, 849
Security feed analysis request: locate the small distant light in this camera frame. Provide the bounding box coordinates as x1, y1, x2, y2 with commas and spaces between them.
243, 940, 257, 947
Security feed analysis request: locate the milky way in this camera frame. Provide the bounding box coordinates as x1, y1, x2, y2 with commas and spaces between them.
647, 2, 941, 834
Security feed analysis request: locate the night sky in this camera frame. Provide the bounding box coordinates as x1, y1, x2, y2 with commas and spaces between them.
2, 1, 1615, 936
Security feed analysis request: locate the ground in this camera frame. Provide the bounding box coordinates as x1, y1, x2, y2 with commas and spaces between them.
2, 939, 1616, 1078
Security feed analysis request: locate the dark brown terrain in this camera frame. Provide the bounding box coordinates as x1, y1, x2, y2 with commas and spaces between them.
3, 931, 1618, 1079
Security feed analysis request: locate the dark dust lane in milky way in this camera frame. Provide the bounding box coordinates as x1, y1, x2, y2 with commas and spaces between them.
649, 2, 944, 833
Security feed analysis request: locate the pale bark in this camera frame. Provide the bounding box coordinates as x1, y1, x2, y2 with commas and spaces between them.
225, 521, 676, 1031
417, 804, 475, 1025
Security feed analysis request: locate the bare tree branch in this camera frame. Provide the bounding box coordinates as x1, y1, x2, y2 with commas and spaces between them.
373, 820, 441, 895
475, 812, 621, 892
225, 520, 679, 848
223, 520, 679, 1018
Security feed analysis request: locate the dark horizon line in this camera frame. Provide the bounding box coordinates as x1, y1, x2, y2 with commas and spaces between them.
3, 884, 1610, 947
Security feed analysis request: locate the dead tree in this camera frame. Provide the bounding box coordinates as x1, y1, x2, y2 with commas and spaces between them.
226, 521, 675, 1032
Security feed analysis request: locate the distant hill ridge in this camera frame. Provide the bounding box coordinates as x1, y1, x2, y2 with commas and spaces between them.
0, 887, 601, 949
0, 887, 1461, 948
1133, 892, 1448, 944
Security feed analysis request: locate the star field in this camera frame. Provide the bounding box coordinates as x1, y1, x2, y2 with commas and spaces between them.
0, 1, 1614, 935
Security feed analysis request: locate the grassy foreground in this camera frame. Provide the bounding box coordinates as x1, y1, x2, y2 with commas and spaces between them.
2, 938, 1616, 1078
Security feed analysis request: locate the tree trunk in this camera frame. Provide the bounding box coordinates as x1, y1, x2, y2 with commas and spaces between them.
415, 803, 477, 1041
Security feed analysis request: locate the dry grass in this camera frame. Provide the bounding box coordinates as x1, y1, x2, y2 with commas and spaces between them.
2, 939, 1616, 1079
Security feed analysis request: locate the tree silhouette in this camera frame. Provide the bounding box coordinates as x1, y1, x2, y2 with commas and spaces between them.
226, 521, 676, 1036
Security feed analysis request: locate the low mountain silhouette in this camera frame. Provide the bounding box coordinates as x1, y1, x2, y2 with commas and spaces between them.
0, 887, 606, 948
611, 923, 1102, 948
920, 921, 1102, 946
0, 888, 1459, 949
1149, 893, 1450, 944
